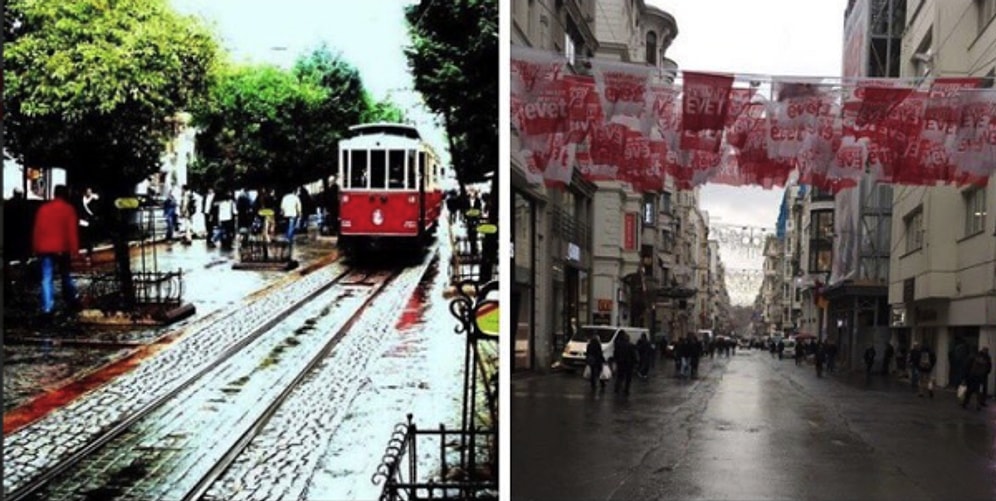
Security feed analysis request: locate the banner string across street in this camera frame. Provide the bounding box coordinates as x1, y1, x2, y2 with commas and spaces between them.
511, 46, 996, 193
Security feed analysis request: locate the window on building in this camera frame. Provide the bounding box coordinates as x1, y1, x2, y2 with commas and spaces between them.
564, 32, 576, 66
905, 209, 924, 252
660, 191, 672, 214
979, 0, 996, 34
642, 194, 655, 226
810, 210, 834, 240
646, 31, 657, 65
964, 188, 987, 236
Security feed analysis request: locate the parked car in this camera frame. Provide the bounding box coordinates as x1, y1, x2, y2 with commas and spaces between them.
782, 338, 797, 359
561, 325, 649, 368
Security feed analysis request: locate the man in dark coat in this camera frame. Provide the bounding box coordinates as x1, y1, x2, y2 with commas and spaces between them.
914, 342, 937, 398
689, 335, 703, 378
962, 347, 992, 410
864, 345, 876, 383
585, 333, 606, 391
614, 333, 638, 394
882, 342, 895, 376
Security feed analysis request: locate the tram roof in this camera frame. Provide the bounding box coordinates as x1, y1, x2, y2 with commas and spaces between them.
346, 123, 421, 140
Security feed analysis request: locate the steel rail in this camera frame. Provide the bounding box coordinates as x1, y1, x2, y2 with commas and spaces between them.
7, 265, 356, 501
182, 267, 403, 501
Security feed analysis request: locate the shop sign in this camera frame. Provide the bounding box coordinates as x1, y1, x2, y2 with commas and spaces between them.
597, 299, 613, 312
624, 213, 637, 250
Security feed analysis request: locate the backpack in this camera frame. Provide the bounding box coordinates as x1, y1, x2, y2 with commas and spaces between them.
918, 350, 931, 371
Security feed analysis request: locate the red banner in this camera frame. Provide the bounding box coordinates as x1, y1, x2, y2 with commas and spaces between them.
624, 213, 637, 250
591, 59, 653, 125
510, 51, 996, 190
682, 72, 734, 132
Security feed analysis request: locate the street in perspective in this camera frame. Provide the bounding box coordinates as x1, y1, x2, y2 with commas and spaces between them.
511, 1, 995, 500
3, 1, 497, 500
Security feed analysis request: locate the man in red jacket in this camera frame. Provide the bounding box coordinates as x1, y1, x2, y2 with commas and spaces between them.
32, 185, 81, 316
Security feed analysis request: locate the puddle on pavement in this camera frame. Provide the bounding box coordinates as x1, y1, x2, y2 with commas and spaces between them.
395, 257, 440, 332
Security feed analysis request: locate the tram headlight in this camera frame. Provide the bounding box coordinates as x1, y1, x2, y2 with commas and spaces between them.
372, 209, 384, 226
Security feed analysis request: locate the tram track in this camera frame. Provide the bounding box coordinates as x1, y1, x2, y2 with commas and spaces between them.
7, 265, 400, 501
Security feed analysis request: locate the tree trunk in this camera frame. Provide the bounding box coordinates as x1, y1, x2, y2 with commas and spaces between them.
109, 184, 136, 311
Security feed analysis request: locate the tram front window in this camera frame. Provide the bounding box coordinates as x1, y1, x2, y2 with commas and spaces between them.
370, 150, 387, 189
349, 150, 367, 189
389, 150, 406, 189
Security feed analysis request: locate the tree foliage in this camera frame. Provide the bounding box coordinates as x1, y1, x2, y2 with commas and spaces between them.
362, 94, 407, 124
404, 0, 498, 187
3, 0, 219, 194
191, 64, 326, 192
193, 45, 376, 192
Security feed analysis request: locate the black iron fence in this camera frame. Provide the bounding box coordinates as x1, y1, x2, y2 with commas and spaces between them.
79, 270, 185, 311
372, 414, 497, 501
237, 236, 293, 264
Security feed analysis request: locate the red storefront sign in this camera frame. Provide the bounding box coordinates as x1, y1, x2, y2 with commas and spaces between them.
624, 213, 637, 250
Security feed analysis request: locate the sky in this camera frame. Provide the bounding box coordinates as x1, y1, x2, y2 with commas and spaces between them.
648, 0, 849, 303
169, 0, 449, 167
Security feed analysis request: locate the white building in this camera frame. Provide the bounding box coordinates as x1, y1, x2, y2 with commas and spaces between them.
889, 0, 996, 392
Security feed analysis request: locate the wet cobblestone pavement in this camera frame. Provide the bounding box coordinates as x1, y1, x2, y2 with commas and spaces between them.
3, 237, 336, 413
3, 242, 345, 497
3, 221, 473, 500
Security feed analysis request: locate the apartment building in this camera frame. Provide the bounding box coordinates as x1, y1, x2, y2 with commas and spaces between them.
512, 0, 733, 370
511, 0, 599, 372
889, 0, 996, 392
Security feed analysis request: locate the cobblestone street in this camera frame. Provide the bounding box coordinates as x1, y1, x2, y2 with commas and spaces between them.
3, 225, 473, 500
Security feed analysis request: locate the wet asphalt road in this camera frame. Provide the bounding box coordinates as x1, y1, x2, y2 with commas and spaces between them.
512, 349, 996, 501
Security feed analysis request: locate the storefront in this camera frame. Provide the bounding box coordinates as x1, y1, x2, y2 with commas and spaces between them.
512, 189, 536, 372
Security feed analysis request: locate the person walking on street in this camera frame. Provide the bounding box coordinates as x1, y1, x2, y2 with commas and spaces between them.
33, 185, 81, 319
864, 345, 876, 383
585, 333, 606, 391
280, 189, 302, 242
914, 342, 937, 398
908, 342, 923, 390
614, 333, 637, 394
826, 340, 838, 374
636, 333, 653, 379
961, 347, 991, 410
203, 188, 217, 245
211, 191, 237, 250
795, 341, 805, 366
777, 339, 785, 360
882, 341, 895, 376
690, 335, 703, 379
78, 187, 100, 262
163, 191, 178, 241
179, 185, 196, 245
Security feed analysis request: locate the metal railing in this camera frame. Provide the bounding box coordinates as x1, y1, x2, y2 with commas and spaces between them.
372, 415, 497, 501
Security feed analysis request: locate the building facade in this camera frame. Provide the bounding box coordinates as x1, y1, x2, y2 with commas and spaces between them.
512, 0, 732, 371
889, 0, 996, 393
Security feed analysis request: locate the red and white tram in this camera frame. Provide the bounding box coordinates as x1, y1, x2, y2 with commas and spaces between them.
337, 123, 444, 254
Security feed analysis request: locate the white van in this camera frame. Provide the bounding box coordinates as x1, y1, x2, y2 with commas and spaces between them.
561, 325, 649, 367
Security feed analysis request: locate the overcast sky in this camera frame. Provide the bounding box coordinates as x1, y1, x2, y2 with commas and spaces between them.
649, 0, 849, 303
169, 0, 449, 167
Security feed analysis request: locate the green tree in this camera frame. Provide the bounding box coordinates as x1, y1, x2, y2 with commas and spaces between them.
404, 0, 497, 187
192, 64, 326, 193
361, 93, 407, 124
193, 46, 373, 197
293, 44, 368, 190
405, 0, 498, 280
4, 0, 219, 307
